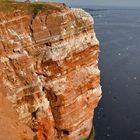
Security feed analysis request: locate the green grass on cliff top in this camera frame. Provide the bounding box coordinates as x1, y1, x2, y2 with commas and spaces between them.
0, 0, 62, 16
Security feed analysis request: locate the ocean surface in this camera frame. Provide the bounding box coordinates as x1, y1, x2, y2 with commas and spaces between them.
84, 7, 140, 140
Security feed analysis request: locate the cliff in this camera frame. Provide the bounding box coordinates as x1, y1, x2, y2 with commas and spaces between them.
0, 1, 101, 140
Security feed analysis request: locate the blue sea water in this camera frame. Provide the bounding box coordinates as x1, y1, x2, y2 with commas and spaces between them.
84, 7, 140, 140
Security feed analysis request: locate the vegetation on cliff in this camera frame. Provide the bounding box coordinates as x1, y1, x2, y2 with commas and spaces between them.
0, 0, 61, 16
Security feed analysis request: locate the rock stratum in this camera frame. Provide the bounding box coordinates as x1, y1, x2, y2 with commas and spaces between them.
0, 2, 101, 140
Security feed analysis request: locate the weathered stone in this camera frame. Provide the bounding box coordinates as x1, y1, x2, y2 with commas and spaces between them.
0, 2, 101, 140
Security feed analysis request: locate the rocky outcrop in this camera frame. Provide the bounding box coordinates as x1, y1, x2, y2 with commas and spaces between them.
0, 2, 101, 140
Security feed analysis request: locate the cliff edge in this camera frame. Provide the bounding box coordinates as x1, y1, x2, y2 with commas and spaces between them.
0, 1, 101, 140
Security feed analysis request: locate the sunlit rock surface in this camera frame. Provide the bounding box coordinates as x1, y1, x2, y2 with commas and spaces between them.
0, 2, 101, 140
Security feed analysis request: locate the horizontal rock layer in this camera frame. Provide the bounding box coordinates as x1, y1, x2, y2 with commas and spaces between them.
0, 2, 101, 140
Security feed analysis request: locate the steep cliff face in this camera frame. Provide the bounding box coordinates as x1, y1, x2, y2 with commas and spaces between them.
0, 94, 34, 140
0, 2, 101, 140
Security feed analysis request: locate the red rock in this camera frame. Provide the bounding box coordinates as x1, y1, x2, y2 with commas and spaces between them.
0, 2, 101, 140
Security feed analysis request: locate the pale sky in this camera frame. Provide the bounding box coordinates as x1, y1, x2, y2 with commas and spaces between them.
41, 0, 140, 7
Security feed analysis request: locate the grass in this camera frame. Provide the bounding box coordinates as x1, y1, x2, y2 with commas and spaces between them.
0, 0, 61, 16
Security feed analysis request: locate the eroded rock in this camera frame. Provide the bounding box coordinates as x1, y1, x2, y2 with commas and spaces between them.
0, 2, 101, 140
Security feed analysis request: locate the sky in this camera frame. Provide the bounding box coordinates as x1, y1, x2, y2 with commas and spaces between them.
40, 0, 140, 7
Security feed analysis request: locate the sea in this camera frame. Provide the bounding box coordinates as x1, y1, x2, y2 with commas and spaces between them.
83, 6, 140, 140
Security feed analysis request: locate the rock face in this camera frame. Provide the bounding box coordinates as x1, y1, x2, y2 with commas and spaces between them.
0, 94, 34, 140
0, 2, 101, 140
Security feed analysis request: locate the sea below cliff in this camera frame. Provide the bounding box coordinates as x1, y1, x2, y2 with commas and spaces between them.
84, 6, 140, 140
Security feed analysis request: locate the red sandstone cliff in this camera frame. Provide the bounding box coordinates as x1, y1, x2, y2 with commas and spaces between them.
0, 2, 101, 140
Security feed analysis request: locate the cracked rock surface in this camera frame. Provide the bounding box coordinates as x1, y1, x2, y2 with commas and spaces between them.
0, 2, 101, 140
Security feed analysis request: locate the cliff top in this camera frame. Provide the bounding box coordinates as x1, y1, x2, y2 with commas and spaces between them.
0, 1, 94, 45
0, 1, 67, 15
